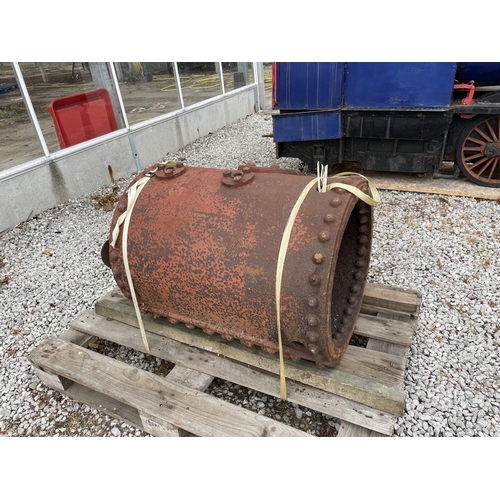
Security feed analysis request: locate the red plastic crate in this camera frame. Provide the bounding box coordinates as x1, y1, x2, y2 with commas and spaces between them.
47, 88, 119, 149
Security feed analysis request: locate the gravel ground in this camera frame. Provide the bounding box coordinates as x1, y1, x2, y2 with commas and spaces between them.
1, 111, 499, 437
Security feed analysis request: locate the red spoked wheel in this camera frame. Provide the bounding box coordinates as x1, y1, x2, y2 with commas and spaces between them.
457, 115, 500, 187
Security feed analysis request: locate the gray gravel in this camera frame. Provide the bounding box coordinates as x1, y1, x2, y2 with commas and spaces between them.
1, 111, 499, 437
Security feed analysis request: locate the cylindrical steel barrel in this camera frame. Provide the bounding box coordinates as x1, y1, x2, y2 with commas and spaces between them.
102, 162, 374, 368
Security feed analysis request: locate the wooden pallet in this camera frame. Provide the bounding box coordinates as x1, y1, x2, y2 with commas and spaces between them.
29, 282, 421, 437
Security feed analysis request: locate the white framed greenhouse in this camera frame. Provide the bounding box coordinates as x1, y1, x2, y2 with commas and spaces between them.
0, 62, 266, 230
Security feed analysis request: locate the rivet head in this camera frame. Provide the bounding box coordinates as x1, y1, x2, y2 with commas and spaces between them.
359, 235, 369, 244
351, 284, 361, 293
338, 326, 347, 335
359, 206, 369, 215
309, 273, 322, 286
324, 213, 336, 224
335, 187, 344, 194
355, 259, 365, 268
112, 268, 122, 278
359, 215, 369, 224
306, 314, 319, 327
306, 296, 319, 307
110, 250, 120, 262
318, 230, 331, 242
186, 323, 195, 329
117, 202, 127, 212
359, 225, 368, 234
307, 330, 320, 342
329, 197, 341, 207
344, 307, 354, 316
169, 317, 179, 324
347, 296, 357, 305
354, 271, 363, 281
312, 252, 325, 264
357, 246, 368, 256
231, 171, 244, 183
309, 344, 319, 355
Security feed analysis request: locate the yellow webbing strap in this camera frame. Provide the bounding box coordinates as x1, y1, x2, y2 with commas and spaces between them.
275, 172, 380, 400
325, 171, 381, 206
110, 168, 158, 353
276, 177, 318, 400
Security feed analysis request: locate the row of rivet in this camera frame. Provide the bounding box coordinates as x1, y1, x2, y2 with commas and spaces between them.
313, 195, 370, 346
303, 193, 346, 359
336, 202, 370, 342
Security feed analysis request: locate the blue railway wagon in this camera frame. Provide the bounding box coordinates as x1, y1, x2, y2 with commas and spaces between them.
272, 62, 500, 188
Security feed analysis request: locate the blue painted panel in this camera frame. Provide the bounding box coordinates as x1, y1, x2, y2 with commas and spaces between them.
274, 62, 343, 110
344, 63, 457, 108
457, 62, 500, 86
273, 111, 342, 142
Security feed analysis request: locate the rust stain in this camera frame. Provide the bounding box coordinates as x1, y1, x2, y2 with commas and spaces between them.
243, 265, 266, 276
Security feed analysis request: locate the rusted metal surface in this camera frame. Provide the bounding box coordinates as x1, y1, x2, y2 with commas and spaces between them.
103, 162, 374, 368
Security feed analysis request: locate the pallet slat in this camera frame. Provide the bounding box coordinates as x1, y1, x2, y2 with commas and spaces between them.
363, 283, 420, 314
355, 314, 414, 346
29, 337, 309, 437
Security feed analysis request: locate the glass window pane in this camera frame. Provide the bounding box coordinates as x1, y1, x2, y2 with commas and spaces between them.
222, 62, 254, 90
178, 62, 223, 107
0, 62, 46, 172
116, 62, 182, 126
18, 62, 124, 153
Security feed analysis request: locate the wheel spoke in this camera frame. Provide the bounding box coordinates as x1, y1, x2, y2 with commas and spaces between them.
485, 118, 499, 143
476, 158, 494, 176
463, 146, 482, 152
465, 136, 488, 147
466, 155, 491, 170
474, 125, 494, 143
464, 153, 486, 162
487, 158, 499, 181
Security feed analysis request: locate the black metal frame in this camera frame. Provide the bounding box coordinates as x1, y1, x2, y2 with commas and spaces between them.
275, 96, 500, 182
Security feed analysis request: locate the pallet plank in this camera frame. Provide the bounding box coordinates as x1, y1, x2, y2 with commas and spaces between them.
338, 346, 405, 386
145, 365, 214, 437
29, 338, 310, 437
70, 311, 398, 434
65, 381, 145, 429
338, 422, 385, 437
363, 283, 420, 314
354, 314, 414, 346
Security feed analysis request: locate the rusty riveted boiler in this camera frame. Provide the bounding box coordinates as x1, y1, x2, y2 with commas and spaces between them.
102, 162, 375, 368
